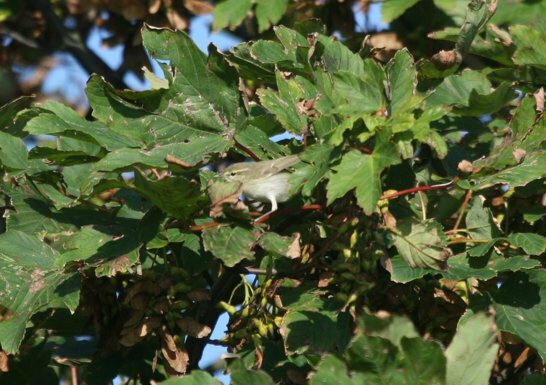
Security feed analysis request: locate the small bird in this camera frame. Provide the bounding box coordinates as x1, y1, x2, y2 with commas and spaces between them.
220, 154, 300, 220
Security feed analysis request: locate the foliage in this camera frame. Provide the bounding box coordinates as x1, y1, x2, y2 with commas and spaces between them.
1, 0, 546, 384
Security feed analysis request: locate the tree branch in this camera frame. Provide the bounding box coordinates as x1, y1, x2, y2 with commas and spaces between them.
34, 0, 129, 90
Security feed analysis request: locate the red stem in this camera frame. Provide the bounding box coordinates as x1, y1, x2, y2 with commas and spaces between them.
380, 176, 460, 200
234, 140, 261, 161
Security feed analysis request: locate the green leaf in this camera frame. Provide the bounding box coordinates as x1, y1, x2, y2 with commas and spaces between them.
316, 35, 366, 76
425, 69, 491, 104
511, 25, 546, 69
506, 233, 546, 255
26, 101, 139, 150
460, 82, 515, 116
134, 172, 206, 219
511, 95, 537, 138
228, 43, 276, 82
230, 360, 275, 385
344, 335, 403, 384
333, 70, 387, 114
234, 125, 286, 160
382, 0, 419, 23
386, 254, 431, 283
250, 40, 294, 64
310, 355, 354, 385
93, 136, 228, 170
359, 313, 419, 351
520, 374, 546, 385
0, 131, 28, 169
202, 226, 255, 267
400, 337, 446, 385
212, 0, 252, 30
0, 96, 31, 129
1, 181, 74, 235
492, 270, 546, 360
55, 227, 114, 267
445, 313, 498, 385
279, 287, 349, 355
387, 49, 417, 116
158, 371, 221, 385
257, 72, 309, 135
327, 140, 399, 214
259, 232, 300, 258
426, 70, 515, 116
86, 28, 238, 166
0, 231, 80, 353
391, 219, 450, 270
465, 196, 502, 241
471, 95, 544, 171
456, 0, 497, 56
443, 252, 540, 281
143, 27, 240, 124
461, 151, 546, 190
255, 0, 288, 32
290, 144, 339, 196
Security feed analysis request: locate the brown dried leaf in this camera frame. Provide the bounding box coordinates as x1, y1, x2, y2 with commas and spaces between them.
149, 0, 162, 13
380, 250, 393, 274
184, 0, 213, 14
163, 331, 177, 352
187, 289, 211, 301
254, 345, 264, 368
382, 209, 397, 229
317, 271, 334, 288
138, 317, 162, 337
161, 333, 189, 374
166, 8, 188, 30
489, 24, 512, 46
366, 32, 404, 61
514, 347, 531, 368
512, 148, 527, 163
208, 180, 244, 218
0, 351, 8, 372
176, 318, 212, 338
431, 49, 461, 70
286, 233, 301, 259
457, 159, 474, 174
534, 87, 544, 113
29, 268, 46, 294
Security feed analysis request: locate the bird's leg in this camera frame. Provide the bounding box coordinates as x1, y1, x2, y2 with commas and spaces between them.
253, 194, 278, 223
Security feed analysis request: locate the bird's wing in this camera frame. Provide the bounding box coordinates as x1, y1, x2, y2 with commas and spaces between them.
262, 154, 300, 177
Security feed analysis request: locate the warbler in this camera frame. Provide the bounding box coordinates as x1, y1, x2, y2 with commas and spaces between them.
220, 154, 300, 219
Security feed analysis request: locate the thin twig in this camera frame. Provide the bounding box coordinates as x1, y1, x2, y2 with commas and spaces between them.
452, 190, 472, 232
234, 140, 261, 161
70, 366, 78, 385
447, 238, 490, 245
253, 204, 322, 224
189, 222, 221, 231
380, 176, 460, 200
